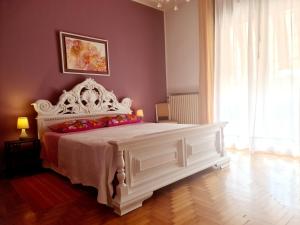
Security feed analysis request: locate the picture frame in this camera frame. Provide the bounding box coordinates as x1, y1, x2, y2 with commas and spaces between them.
59, 31, 110, 76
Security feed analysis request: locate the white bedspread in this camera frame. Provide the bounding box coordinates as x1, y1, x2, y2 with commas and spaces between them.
58, 122, 194, 204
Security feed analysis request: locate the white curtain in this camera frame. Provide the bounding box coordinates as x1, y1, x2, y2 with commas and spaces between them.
214, 0, 300, 156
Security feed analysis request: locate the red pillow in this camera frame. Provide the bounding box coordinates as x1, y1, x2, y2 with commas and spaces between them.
49, 118, 106, 133
107, 114, 142, 127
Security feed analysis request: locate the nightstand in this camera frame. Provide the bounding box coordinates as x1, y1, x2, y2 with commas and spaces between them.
4, 138, 42, 177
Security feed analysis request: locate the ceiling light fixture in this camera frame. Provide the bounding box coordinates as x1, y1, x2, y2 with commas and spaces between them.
155, 0, 190, 11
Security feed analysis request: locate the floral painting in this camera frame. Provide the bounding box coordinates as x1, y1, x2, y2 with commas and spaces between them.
60, 32, 109, 76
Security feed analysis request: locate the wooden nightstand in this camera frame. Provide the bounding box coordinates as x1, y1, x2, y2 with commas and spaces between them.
4, 138, 42, 177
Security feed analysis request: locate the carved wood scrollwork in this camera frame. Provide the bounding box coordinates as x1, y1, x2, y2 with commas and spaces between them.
32, 78, 132, 116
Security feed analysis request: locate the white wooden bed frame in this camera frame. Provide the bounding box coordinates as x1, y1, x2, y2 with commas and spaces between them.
32, 78, 229, 215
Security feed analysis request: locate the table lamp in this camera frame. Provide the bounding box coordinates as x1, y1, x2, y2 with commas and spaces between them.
17, 117, 29, 139
136, 109, 144, 118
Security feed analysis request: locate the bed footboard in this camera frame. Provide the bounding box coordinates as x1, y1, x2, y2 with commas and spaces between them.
109, 122, 229, 216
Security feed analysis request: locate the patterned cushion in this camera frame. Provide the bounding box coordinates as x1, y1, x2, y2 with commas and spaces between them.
49, 118, 106, 133
107, 114, 142, 127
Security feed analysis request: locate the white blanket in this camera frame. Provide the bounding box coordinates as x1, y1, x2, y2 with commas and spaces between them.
58, 123, 194, 204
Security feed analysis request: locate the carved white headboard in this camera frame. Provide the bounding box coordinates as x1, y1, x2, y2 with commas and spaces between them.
32, 78, 132, 139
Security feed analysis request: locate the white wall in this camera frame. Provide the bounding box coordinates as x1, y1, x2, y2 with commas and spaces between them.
164, 0, 199, 95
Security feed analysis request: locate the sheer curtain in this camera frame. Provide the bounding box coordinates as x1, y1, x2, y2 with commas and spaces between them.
214, 0, 300, 156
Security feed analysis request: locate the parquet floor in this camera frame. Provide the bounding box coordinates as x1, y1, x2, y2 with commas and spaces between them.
1, 150, 300, 225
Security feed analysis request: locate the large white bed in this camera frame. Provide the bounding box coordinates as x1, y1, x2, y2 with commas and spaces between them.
32, 78, 229, 215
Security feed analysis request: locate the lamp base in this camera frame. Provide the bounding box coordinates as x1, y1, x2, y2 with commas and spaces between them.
19, 129, 29, 140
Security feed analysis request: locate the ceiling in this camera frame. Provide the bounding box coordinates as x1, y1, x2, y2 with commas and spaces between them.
132, 0, 189, 11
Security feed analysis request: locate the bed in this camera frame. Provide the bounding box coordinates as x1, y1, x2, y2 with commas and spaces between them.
32, 78, 229, 215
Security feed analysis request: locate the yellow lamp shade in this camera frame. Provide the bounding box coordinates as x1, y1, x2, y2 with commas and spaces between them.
17, 117, 29, 129
136, 109, 144, 117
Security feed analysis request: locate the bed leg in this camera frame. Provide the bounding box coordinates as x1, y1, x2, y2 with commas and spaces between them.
213, 156, 230, 169
113, 192, 153, 216
112, 149, 130, 215
113, 150, 127, 201
116, 150, 126, 191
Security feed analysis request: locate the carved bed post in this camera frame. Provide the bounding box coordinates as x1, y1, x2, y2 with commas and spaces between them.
112, 146, 128, 215
214, 125, 230, 169
115, 149, 126, 199
220, 127, 225, 157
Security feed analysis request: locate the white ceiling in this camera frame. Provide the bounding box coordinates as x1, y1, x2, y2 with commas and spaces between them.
132, 0, 189, 11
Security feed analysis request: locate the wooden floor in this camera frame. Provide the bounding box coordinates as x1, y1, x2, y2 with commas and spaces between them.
1, 150, 300, 225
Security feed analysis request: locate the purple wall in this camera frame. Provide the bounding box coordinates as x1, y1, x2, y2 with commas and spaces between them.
0, 0, 166, 170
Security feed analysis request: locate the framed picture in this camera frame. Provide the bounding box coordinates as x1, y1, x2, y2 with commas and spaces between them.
59, 31, 110, 76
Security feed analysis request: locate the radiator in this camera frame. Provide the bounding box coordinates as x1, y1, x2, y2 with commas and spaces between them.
168, 93, 199, 124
